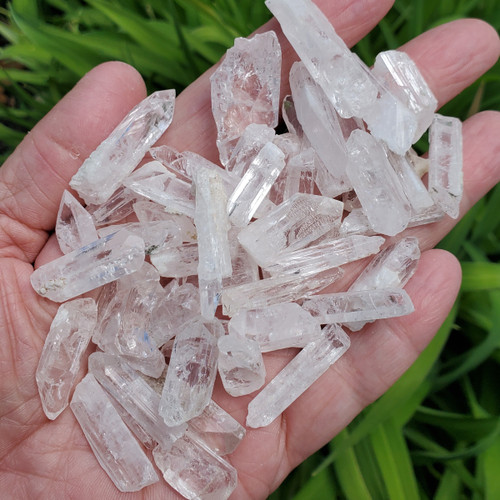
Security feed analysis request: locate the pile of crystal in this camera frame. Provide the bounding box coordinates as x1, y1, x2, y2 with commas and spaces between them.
30, 0, 463, 497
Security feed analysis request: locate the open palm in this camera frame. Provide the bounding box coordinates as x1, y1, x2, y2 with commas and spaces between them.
1, 0, 499, 498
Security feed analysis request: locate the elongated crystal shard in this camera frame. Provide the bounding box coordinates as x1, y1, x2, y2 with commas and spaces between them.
71, 374, 159, 492
428, 113, 463, 219
150, 242, 198, 278
265, 235, 385, 277
246, 324, 350, 428
373, 50, 437, 141
229, 302, 321, 352
238, 193, 344, 267
346, 129, 411, 236
30, 230, 145, 302
211, 31, 281, 166
301, 288, 414, 324
36, 298, 97, 419
89, 352, 186, 450
159, 319, 218, 426
56, 190, 98, 254
218, 335, 266, 396
153, 434, 237, 500
188, 400, 246, 456
70, 90, 175, 205
227, 142, 286, 227
222, 268, 343, 317
266, 0, 377, 118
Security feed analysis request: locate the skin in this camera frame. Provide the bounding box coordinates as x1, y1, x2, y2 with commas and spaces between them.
0, 0, 499, 498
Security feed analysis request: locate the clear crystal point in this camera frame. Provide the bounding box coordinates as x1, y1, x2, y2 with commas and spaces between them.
70, 90, 175, 205
71, 374, 159, 492
36, 298, 97, 420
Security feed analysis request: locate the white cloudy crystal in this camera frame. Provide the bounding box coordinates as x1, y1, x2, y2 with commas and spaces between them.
373, 50, 437, 141
247, 323, 350, 428
227, 141, 286, 227
428, 113, 463, 219
346, 129, 411, 236
70, 90, 175, 205
36, 298, 97, 420
289, 62, 351, 190
229, 302, 321, 352
89, 352, 186, 450
159, 318, 218, 426
153, 434, 237, 500
188, 400, 246, 456
218, 335, 266, 396
30, 230, 145, 302
211, 31, 281, 166
301, 288, 414, 324
265, 235, 385, 277
238, 192, 344, 267
71, 374, 159, 492
56, 190, 98, 254
266, 0, 377, 118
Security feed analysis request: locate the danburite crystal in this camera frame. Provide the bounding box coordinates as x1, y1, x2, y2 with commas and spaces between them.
36, 298, 97, 420
428, 113, 463, 219
159, 318, 218, 426
56, 190, 98, 254
265, 235, 385, 277
211, 31, 281, 166
246, 323, 350, 428
301, 288, 414, 324
70, 374, 159, 492
227, 142, 286, 227
150, 242, 199, 278
372, 50, 437, 141
339, 208, 377, 236
346, 129, 411, 236
150, 144, 190, 182
217, 335, 266, 396
282, 95, 303, 138
30, 230, 145, 302
69, 90, 175, 205
237, 193, 344, 267
222, 268, 343, 317
188, 400, 246, 456
153, 433, 237, 500
89, 352, 186, 450
123, 161, 195, 217
289, 62, 351, 191
266, 0, 377, 118
229, 302, 321, 352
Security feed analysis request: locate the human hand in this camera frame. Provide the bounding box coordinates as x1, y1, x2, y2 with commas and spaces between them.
0, 0, 499, 497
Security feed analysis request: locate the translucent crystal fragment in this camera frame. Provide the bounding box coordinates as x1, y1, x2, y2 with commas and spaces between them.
56, 190, 98, 254
150, 242, 198, 278
36, 298, 97, 419
289, 62, 350, 189
265, 235, 384, 277
238, 193, 344, 267
301, 288, 414, 323
199, 276, 223, 320
282, 95, 304, 138
246, 324, 350, 428
346, 129, 411, 236
222, 268, 343, 317
339, 208, 377, 236
87, 186, 143, 227
70, 90, 175, 205
218, 335, 265, 396
150, 144, 190, 182
89, 352, 186, 450
373, 50, 437, 141
159, 319, 218, 426
31, 230, 145, 302
71, 374, 159, 492
188, 400, 246, 456
124, 161, 195, 217
229, 302, 321, 352
153, 434, 237, 500
428, 114, 463, 219
227, 142, 286, 227
211, 31, 281, 166
266, 0, 377, 118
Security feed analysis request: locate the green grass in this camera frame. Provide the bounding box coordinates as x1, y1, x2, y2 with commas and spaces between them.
1, 1, 499, 499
